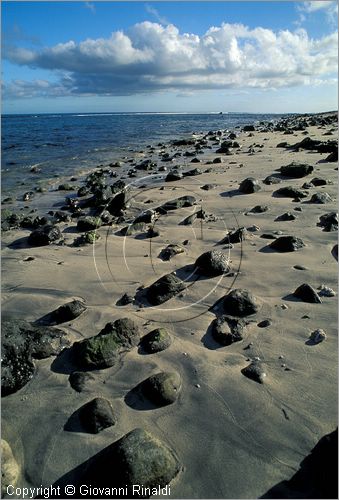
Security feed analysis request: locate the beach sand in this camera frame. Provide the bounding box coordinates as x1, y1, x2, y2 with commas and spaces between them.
1, 113, 338, 499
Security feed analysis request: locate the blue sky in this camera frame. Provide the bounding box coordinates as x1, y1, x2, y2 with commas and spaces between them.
2, 1, 338, 114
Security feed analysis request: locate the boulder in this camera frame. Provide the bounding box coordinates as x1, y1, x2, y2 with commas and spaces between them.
250, 205, 269, 213
211, 316, 245, 346
116, 293, 134, 306
77, 216, 102, 231
107, 191, 128, 215
280, 162, 314, 178
69, 371, 95, 392
43, 300, 86, 325
274, 186, 308, 198
275, 212, 297, 221
263, 176, 281, 185
222, 289, 259, 317
243, 125, 255, 131
318, 212, 338, 232
194, 250, 230, 277
141, 372, 181, 406
159, 244, 185, 261
311, 177, 328, 186
133, 210, 156, 224
78, 397, 116, 433
270, 236, 305, 252
1, 440, 20, 496
141, 328, 171, 353
28, 224, 61, 246
309, 192, 332, 204
165, 171, 183, 182
73, 318, 139, 369
309, 329, 327, 344
2, 319, 69, 396
147, 273, 186, 305
223, 227, 248, 243
293, 284, 322, 303
156, 196, 196, 214
120, 222, 147, 236
73, 231, 99, 246
241, 361, 266, 383
239, 177, 261, 194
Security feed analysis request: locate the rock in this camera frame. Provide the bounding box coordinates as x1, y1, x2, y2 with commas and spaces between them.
141, 328, 171, 353
147, 273, 186, 305
28, 224, 61, 246
77, 186, 90, 197
257, 319, 272, 328
133, 210, 156, 224
69, 371, 95, 392
243, 125, 255, 132
86, 428, 180, 493
293, 283, 322, 303
318, 285, 336, 297
222, 227, 248, 243
309, 329, 327, 344
74, 231, 100, 246
250, 205, 268, 213
211, 316, 245, 346
58, 183, 75, 191
159, 244, 185, 261
2, 319, 69, 396
1, 440, 20, 496
156, 196, 196, 214
120, 222, 147, 236
141, 372, 181, 406
107, 190, 128, 215
311, 177, 328, 186
73, 318, 139, 369
213, 157, 223, 164
44, 300, 87, 325
263, 176, 281, 185
280, 162, 314, 178
77, 216, 102, 231
116, 293, 134, 306
194, 250, 230, 277
277, 142, 289, 148
324, 150, 338, 162
274, 186, 308, 198
239, 177, 261, 194
179, 213, 197, 225
200, 184, 215, 190
275, 212, 297, 221
165, 170, 183, 182
241, 361, 266, 383
318, 212, 338, 231
222, 289, 259, 317
270, 236, 305, 252
309, 192, 332, 204
78, 397, 116, 433
294, 265, 308, 270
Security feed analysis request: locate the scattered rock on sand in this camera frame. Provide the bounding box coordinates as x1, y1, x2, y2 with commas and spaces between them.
318, 212, 338, 231
73, 318, 139, 369
211, 316, 245, 345
45, 299, 86, 325
141, 372, 181, 406
274, 186, 308, 198
77, 216, 102, 231
166, 170, 183, 182
120, 222, 147, 236
147, 273, 186, 305
270, 236, 305, 252
309, 192, 332, 204
250, 205, 268, 213
1, 439, 20, 496
194, 250, 230, 276
311, 177, 329, 186
223, 289, 259, 317
73, 231, 99, 246
239, 177, 261, 194
280, 162, 314, 178
275, 212, 297, 221
263, 175, 281, 185
116, 293, 134, 306
318, 285, 336, 297
293, 283, 322, 303
2, 319, 69, 396
309, 329, 327, 344
28, 224, 61, 246
141, 328, 171, 353
156, 196, 196, 214
78, 397, 116, 433
241, 361, 266, 383
86, 428, 180, 493
69, 371, 95, 392
257, 319, 272, 328
223, 227, 248, 243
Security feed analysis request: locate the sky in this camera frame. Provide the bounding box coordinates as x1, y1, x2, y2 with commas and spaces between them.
1, 1, 338, 114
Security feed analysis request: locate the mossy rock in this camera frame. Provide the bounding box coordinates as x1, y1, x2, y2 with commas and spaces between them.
77, 216, 102, 231
74, 231, 100, 246
141, 328, 171, 353
73, 318, 139, 369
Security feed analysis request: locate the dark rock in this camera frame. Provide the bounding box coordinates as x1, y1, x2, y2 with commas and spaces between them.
111, 179, 126, 194
318, 212, 338, 231
213, 157, 223, 164
275, 212, 297, 221
107, 191, 128, 215
211, 316, 245, 345
223, 289, 259, 317
147, 273, 186, 305
69, 371, 95, 392
141, 328, 171, 353
141, 372, 181, 406
274, 186, 308, 198
156, 196, 196, 214
223, 227, 248, 243
200, 184, 215, 191
147, 227, 160, 238
311, 177, 328, 186
52, 211, 71, 223
73, 318, 139, 369
116, 293, 134, 306
135, 159, 156, 171
324, 150, 338, 162
241, 361, 266, 383
276, 142, 289, 148
159, 244, 185, 261
58, 183, 75, 191
257, 319, 272, 328
260, 233, 277, 239
78, 397, 116, 433
293, 265, 308, 270
293, 284, 322, 303
85, 428, 180, 493
179, 213, 197, 225
120, 222, 147, 236
263, 176, 281, 185
73, 231, 100, 246
46, 300, 87, 325
28, 224, 61, 246
309, 192, 332, 204
243, 125, 255, 132
77, 186, 90, 197
77, 216, 102, 231
190, 158, 201, 163
194, 250, 230, 277
239, 177, 261, 194
183, 168, 202, 177
165, 170, 183, 182
2, 319, 69, 396
280, 162, 313, 178
270, 236, 305, 252
133, 210, 156, 224
250, 205, 269, 213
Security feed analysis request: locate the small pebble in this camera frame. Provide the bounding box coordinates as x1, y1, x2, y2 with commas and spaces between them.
281, 304, 288, 310
195, 384, 201, 389
318, 285, 336, 297
309, 329, 327, 344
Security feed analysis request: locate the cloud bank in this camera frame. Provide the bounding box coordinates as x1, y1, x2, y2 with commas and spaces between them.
3, 21, 338, 98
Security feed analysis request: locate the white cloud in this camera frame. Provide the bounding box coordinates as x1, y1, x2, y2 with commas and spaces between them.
85, 2, 96, 14
3, 21, 338, 99
144, 4, 168, 25
300, 1, 336, 13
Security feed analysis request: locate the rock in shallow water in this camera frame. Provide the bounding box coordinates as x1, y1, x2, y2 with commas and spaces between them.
147, 273, 186, 305
72, 318, 139, 369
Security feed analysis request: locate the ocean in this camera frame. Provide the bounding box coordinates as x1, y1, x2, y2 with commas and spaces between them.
1, 112, 286, 198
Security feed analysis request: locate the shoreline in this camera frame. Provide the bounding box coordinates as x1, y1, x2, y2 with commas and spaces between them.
1, 110, 338, 499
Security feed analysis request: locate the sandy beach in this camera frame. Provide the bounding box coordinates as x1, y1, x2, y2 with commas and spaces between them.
1, 112, 338, 499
